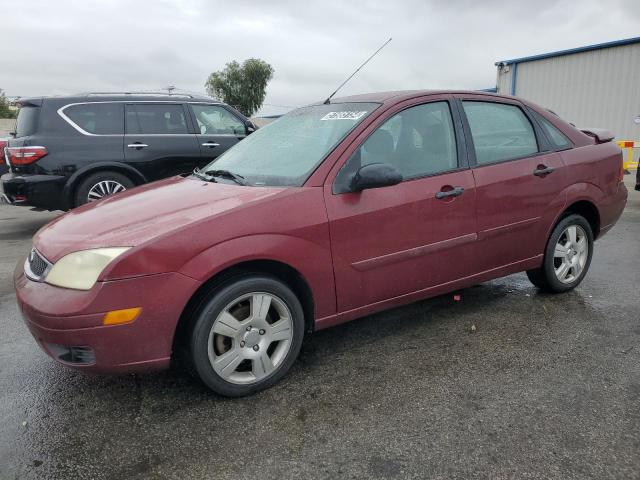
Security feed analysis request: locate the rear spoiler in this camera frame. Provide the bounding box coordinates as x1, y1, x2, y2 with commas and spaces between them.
15, 97, 43, 108
579, 128, 615, 144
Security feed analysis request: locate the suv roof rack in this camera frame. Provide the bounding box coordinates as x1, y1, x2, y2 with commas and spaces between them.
80, 91, 212, 99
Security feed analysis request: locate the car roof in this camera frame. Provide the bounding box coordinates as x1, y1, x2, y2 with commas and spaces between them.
16, 92, 220, 107
323, 89, 510, 106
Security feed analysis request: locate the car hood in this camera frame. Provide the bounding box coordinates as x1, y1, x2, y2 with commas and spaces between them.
34, 176, 286, 262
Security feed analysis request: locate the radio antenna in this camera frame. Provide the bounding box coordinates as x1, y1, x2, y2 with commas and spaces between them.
323, 37, 392, 104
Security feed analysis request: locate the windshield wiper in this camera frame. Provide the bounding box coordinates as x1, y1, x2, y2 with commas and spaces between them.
205, 169, 248, 186
193, 167, 215, 182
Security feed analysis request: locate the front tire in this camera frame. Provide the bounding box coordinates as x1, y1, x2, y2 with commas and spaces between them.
188, 275, 305, 397
526, 214, 594, 293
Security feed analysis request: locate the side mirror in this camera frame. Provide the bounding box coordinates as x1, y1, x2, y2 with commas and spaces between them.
350, 163, 402, 192
245, 122, 256, 134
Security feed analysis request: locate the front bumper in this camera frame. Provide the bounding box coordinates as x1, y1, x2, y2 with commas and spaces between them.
14, 259, 201, 373
1, 172, 67, 210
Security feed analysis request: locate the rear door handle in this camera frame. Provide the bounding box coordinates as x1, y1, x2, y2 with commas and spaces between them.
435, 186, 465, 199
127, 143, 148, 149
202, 142, 220, 148
533, 165, 555, 176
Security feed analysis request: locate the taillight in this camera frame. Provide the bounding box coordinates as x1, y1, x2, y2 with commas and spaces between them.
6, 146, 48, 166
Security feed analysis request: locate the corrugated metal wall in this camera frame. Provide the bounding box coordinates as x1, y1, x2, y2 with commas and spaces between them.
496, 43, 640, 140
496, 66, 512, 96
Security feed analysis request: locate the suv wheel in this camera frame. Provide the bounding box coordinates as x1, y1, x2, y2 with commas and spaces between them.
526, 214, 594, 293
75, 171, 134, 207
187, 275, 305, 397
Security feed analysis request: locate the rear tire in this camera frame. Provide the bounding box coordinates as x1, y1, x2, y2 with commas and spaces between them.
74, 171, 134, 207
526, 214, 594, 293
187, 275, 305, 397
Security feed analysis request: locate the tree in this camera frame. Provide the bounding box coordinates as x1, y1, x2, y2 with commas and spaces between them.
205, 59, 274, 117
0, 89, 16, 119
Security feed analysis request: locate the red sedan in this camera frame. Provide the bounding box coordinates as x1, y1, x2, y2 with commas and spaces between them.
15, 91, 627, 396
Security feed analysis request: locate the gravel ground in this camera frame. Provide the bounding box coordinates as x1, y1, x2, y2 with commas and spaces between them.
0, 176, 638, 480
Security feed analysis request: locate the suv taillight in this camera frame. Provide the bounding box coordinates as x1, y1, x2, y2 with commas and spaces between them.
6, 146, 48, 166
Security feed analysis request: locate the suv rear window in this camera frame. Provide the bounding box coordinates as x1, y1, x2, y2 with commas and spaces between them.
64, 103, 123, 135
15, 106, 39, 137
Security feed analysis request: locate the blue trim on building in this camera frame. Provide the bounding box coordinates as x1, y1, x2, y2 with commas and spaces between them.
495, 36, 640, 66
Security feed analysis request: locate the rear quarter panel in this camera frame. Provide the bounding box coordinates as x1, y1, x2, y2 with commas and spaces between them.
558, 142, 626, 234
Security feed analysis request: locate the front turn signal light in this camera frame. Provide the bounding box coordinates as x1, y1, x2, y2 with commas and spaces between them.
103, 307, 141, 326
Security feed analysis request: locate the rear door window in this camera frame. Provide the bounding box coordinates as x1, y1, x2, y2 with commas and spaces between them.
462, 101, 538, 165
64, 103, 123, 135
126, 104, 188, 134
15, 106, 40, 137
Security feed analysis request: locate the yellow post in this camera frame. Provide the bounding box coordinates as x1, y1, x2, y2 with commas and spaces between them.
617, 141, 639, 174
624, 146, 633, 172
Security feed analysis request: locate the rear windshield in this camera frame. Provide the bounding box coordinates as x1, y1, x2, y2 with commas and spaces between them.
15, 106, 40, 137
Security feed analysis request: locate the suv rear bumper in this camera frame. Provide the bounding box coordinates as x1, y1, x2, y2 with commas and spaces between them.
1, 172, 67, 210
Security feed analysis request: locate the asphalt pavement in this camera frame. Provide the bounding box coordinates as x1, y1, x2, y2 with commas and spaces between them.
1, 177, 638, 480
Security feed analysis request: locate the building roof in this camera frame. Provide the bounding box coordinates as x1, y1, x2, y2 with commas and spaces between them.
495, 36, 640, 66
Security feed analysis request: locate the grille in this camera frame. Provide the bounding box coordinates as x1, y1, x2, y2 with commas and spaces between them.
25, 249, 51, 281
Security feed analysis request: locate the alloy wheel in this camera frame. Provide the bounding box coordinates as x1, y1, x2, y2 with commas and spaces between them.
207, 292, 293, 385
553, 225, 588, 284
87, 180, 126, 202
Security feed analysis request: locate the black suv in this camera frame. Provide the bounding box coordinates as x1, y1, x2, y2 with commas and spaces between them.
1, 92, 256, 210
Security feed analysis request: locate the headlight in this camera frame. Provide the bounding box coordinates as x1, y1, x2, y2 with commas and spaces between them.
45, 247, 131, 290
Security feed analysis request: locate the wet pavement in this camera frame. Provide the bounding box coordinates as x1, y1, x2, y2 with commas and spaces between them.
1, 177, 639, 479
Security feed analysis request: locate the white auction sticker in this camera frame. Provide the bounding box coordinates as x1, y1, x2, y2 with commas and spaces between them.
321, 111, 367, 121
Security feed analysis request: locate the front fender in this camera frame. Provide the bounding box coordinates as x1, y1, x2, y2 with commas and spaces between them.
179, 234, 336, 320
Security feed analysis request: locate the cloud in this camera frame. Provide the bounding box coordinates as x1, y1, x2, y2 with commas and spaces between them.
1, 0, 638, 115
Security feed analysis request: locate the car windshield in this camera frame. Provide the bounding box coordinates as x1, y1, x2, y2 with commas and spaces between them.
201, 102, 379, 187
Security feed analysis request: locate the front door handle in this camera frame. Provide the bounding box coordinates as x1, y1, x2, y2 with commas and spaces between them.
435, 186, 465, 199
533, 165, 555, 176
202, 142, 220, 148
127, 143, 148, 149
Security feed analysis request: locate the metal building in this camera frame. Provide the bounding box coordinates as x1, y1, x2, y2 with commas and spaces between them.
495, 36, 640, 141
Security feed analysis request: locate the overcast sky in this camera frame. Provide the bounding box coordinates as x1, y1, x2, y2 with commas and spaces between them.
1, 0, 638, 116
